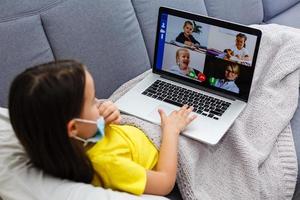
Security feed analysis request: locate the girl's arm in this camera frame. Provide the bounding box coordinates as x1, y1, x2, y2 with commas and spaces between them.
144, 105, 196, 195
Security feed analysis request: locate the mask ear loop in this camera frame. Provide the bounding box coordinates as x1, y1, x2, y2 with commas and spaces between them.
72, 117, 105, 146
74, 118, 105, 136
74, 118, 97, 124
72, 118, 97, 147
72, 135, 89, 147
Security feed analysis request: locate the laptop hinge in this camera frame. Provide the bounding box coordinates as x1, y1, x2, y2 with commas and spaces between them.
160, 74, 236, 101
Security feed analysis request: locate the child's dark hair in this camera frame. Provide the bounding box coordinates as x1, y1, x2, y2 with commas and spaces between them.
8, 60, 94, 183
236, 33, 247, 47
183, 20, 193, 28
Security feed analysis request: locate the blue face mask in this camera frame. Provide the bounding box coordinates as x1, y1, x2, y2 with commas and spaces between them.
73, 117, 105, 146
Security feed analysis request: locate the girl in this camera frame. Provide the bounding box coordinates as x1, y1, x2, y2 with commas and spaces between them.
230, 33, 250, 61
170, 48, 197, 78
175, 20, 200, 47
8, 60, 196, 196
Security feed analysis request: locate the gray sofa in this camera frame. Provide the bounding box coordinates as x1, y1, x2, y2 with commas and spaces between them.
0, 0, 300, 200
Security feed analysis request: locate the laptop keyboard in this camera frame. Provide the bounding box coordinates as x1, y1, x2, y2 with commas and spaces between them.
142, 80, 231, 120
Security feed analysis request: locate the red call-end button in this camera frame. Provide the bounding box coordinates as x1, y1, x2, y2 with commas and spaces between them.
198, 72, 206, 82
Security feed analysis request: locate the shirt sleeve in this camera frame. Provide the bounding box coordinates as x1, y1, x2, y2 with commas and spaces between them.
190, 35, 200, 45
91, 154, 147, 195
175, 32, 185, 44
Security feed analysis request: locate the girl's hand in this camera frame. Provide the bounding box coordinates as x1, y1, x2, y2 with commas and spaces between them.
98, 100, 121, 124
158, 105, 197, 135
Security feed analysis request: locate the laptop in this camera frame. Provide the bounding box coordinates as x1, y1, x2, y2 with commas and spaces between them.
115, 7, 261, 145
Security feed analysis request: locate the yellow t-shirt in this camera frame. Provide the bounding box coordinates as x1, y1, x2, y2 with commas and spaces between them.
86, 124, 158, 195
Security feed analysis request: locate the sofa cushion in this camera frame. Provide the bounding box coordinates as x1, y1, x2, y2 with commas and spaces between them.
0, 15, 54, 107
131, 0, 207, 66
0, 0, 61, 20
262, 0, 300, 21
265, 2, 300, 29
204, 0, 264, 25
40, 0, 150, 99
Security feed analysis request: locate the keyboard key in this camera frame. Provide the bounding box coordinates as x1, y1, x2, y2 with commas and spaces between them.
208, 114, 214, 118
210, 110, 222, 116
163, 98, 183, 107
141, 80, 231, 119
196, 110, 202, 114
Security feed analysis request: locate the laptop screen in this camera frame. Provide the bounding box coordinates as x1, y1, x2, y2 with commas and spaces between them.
153, 7, 261, 101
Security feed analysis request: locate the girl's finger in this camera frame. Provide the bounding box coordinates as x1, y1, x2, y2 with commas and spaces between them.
98, 101, 112, 114
178, 105, 188, 114
187, 114, 197, 124
113, 116, 122, 124
104, 110, 120, 123
101, 104, 117, 118
158, 108, 167, 121
186, 106, 194, 114
180, 105, 193, 115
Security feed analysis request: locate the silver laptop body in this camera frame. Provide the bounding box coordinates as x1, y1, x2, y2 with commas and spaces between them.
115, 7, 261, 145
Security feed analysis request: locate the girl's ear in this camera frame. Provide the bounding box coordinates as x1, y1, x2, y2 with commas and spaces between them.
67, 119, 78, 138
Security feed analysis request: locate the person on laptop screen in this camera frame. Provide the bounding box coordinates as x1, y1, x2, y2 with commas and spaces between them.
211, 63, 240, 93
176, 20, 200, 48
227, 33, 250, 62
169, 48, 199, 79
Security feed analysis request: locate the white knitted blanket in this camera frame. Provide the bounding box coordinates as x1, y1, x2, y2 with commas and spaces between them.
109, 24, 300, 200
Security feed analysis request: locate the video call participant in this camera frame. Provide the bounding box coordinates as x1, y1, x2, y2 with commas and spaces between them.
169, 48, 206, 81
210, 63, 240, 93
176, 21, 200, 47
227, 33, 250, 62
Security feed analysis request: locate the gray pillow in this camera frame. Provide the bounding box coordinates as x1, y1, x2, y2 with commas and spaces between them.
262, 0, 300, 21
204, 0, 264, 25
0, 0, 60, 20
0, 15, 54, 107
40, 0, 151, 99
265, 3, 300, 29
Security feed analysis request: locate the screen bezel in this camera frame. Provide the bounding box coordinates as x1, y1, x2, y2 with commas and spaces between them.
153, 7, 262, 102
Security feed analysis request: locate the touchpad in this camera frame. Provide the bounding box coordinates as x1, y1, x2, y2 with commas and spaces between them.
147, 104, 175, 123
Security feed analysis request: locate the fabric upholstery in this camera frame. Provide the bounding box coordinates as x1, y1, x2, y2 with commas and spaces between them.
131, 0, 207, 66
262, 0, 300, 21
266, 2, 300, 29
0, 15, 54, 107
204, 0, 264, 25
41, 0, 150, 99
0, 0, 61, 20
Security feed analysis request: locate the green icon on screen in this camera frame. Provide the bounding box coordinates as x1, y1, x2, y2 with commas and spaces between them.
188, 71, 196, 78
209, 77, 217, 86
